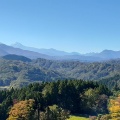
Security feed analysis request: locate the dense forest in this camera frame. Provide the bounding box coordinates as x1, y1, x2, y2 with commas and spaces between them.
1, 0, 120, 119
99, 74, 120, 89
0, 80, 111, 120
1, 55, 120, 119
0, 57, 64, 88
1, 55, 120, 88
33, 58, 120, 80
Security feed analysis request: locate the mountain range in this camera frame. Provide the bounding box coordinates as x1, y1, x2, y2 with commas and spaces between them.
0, 43, 52, 59
12, 42, 81, 56
0, 42, 120, 88
0, 42, 120, 61
11, 42, 120, 61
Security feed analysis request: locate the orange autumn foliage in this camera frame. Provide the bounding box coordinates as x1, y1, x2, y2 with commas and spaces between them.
7, 99, 35, 120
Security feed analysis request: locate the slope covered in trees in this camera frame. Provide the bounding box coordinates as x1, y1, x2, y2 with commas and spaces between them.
99, 74, 120, 89
33, 58, 120, 80
0, 57, 120, 88
0, 80, 111, 120
0, 58, 64, 88
3, 54, 32, 62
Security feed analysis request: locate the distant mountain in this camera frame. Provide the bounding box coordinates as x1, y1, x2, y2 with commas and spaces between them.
84, 52, 97, 56
0, 42, 119, 62
0, 43, 52, 59
84, 50, 120, 60
0, 48, 8, 56
54, 54, 104, 62
12, 42, 81, 56
93, 50, 120, 59
3, 54, 32, 62
12, 42, 120, 61
0, 43, 97, 61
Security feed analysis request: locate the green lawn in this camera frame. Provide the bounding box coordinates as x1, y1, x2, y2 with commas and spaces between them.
68, 115, 89, 120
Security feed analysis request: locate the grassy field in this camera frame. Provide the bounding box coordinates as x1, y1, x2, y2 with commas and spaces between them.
68, 115, 89, 120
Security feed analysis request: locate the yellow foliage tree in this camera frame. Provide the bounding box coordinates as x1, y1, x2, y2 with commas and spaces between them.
109, 96, 120, 120
7, 99, 35, 120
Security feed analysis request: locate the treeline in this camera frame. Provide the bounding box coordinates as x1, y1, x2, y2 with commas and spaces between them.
99, 74, 120, 89
0, 80, 111, 120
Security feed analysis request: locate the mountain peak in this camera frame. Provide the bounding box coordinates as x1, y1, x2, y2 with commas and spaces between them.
12, 42, 24, 46
101, 49, 115, 54
102, 49, 114, 52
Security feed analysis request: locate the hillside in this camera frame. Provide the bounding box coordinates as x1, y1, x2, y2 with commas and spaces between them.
0, 58, 65, 88
0, 55, 120, 88
3, 54, 32, 62
0, 80, 111, 120
33, 58, 120, 80
99, 74, 120, 89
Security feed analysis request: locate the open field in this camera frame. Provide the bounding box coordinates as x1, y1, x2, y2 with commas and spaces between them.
68, 115, 89, 120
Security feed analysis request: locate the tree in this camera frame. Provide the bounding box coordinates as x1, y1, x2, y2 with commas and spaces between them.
81, 88, 108, 115
109, 96, 120, 120
40, 105, 70, 120
7, 99, 35, 120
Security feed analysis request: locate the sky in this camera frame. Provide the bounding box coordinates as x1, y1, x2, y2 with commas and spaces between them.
0, 0, 120, 53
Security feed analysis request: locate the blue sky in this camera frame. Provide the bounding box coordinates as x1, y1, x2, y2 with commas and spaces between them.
0, 0, 120, 53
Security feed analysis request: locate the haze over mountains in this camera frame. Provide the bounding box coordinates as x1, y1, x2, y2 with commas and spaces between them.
12, 42, 120, 61
0, 42, 120, 88
12, 42, 81, 56
0, 42, 120, 61
0, 43, 51, 59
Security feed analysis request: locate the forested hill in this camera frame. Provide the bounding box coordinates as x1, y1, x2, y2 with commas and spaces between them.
1, 55, 120, 88
99, 74, 120, 89
0, 58, 65, 88
33, 58, 120, 80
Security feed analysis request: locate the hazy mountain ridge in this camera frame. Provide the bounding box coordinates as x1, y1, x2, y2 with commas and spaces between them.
11, 42, 120, 61
3, 54, 32, 62
0, 43, 102, 62
12, 42, 81, 56
0, 43, 53, 59
0, 43, 120, 62
91, 50, 120, 59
